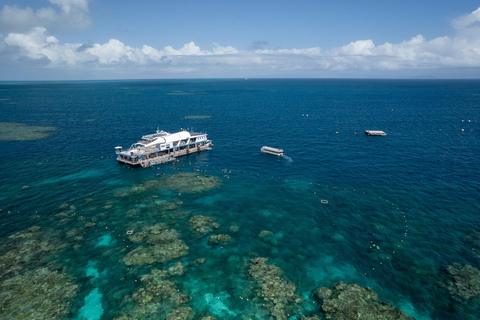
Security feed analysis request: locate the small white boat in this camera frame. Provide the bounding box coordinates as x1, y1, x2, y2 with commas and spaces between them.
365, 130, 387, 136
261, 146, 284, 157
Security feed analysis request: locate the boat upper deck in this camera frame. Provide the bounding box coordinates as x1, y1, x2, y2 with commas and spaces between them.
117, 129, 210, 157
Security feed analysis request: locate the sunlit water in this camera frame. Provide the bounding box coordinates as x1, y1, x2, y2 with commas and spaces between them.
0, 79, 479, 319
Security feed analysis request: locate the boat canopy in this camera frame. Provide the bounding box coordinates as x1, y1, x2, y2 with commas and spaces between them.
145, 131, 191, 147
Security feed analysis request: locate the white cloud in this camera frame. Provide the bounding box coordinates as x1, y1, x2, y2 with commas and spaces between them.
86, 39, 131, 64
452, 7, 480, 30
212, 43, 239, 55
0, 0, 91, 33
163, 41, 211, 56
1, 7, 480, 78
255, 47, 321, 56
4, 27, 87, 65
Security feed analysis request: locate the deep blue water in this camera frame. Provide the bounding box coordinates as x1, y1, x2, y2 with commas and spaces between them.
0, 79, 479, 319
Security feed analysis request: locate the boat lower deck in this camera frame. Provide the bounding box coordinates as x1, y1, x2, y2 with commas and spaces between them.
117, 142, 212, 167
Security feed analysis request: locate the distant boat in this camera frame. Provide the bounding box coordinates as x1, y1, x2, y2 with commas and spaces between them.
261, 146, 284, 157
365, 130, 387, 136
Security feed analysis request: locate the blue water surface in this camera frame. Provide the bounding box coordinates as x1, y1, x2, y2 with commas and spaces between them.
0, 79, 479, 319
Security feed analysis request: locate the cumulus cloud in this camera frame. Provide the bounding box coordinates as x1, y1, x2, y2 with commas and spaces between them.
4, 27, 87, 65
453, 7, 480, 30
0, 0, 91, 33
1, 6, 480, 78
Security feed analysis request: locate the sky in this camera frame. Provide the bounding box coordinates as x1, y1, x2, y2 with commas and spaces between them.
0, 0, 480, 80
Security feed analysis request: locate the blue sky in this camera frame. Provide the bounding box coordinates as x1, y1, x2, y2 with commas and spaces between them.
1, 0, 480, 80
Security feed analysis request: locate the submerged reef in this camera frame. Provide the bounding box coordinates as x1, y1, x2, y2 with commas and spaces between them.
259, 230, 278, 246
162, 173, 221, 193
0, 267, 78, 319
166, 307, 193, 320
248, 257, 301, 320
168, 261, 186, 276
189, 215, 220, 234
208, 234, 233, 245
0, 226, 66, 279
0, 226, 78, 319
316, 281, 413, 320
123, 223, 188, 266
465, 230, 480, 259
114, 179, 160, 197
0, 122, 56, 140
115, 268, 191, 320
445, 263, 480, 301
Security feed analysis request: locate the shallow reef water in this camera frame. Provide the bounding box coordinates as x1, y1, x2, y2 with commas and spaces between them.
0, 79, 480, 319
0, 122, 56, 140
1, 162, 476, 319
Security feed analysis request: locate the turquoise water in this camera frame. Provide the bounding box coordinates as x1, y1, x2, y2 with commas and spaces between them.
0, 79, 479, 319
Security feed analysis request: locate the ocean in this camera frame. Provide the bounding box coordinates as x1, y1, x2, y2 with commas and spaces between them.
0, 79, 479, 319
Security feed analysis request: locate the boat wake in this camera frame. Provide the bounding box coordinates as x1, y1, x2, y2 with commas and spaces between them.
283, 155, 293, 163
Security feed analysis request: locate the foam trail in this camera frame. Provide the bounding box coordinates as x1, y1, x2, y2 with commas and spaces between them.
283, 155, 293, 163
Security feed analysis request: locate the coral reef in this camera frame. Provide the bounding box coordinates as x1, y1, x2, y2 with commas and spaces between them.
168, 261, 186, 276
115, 268, 191, 320
259, 230, 273, 238
208, 234, 233, 245
189, 215, 220, 233
0, 226, 66, 279
191, 258, 206, 266
445, 263, 480, 301
162, 173, 221, 193
229, 225, 240, 233
465, 230, 480, 259
259, 230, 278, 246
140, 269, 169, 282
0, 267, 78, 319
114, 179, 160, 197
316, 281, 413, 320
0, 122, 56, 140
248, 257, 300, 320
166, 307, 193, 320
123, 224, 188, 266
